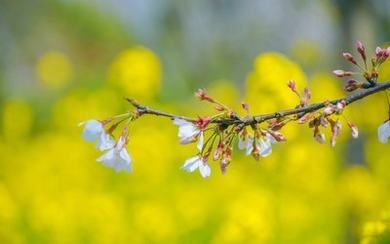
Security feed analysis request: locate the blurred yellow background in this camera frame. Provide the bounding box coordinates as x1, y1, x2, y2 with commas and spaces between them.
1, 0, 390, 243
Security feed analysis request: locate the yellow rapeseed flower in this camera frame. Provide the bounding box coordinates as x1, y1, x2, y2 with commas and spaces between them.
36, 50, 73, 89
108, 46, 162, 99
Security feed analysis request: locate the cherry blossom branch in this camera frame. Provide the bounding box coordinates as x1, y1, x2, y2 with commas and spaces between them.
126, 81, 390, 126
81, 40, 390, 177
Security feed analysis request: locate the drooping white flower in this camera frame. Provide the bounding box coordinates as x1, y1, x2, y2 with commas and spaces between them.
96, 132, 115, 150
256, 136, 272, 157
245, 137, 255, 156
245, 134, 274, 157
182, 155, 211, 178
173, 118, 200, 144
238, 133, 253, 151
378, 121, 390, 143
97, 136, 132, 172
81, 119, 115, 150
82, 120, 104, 141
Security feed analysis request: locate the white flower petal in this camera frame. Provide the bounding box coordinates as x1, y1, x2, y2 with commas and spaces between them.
258, 137, 272, 157
117, 148, 132, 172
173, 117, 191, 126
182, 156, 200, 172
82, 120, 104, 141
97, 148, 116, 166
238, 137, 246, 150
198, 161, 211, 178
116, 136, 127, 150
267, 133, 277, 144
245, 138, 254, 155
97, 147, 132, 173
378, 121, 390, 144
175, 120, 200, 144
239, 134, 253, 151
197, 132, 204, 152
96, 132, 115, 150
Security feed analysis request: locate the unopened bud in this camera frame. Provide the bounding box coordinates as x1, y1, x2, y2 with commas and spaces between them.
215, 104, 225, 111
287, 79, 296, 92
195, 88, 213, 102
336, 100, 346, 111
315, 132, 326, 144
333, 70, 352, 77
323, 106, 334, 115
344, 79, 359, 92
241, 101, 249, 112
213, 142, 224, 161
342, 52, 357, 65
356, 40, 366, 61
301, 87, 311, 105
268, 130, 286, 142
376, 46, 384, 59
347, 122, 359, 139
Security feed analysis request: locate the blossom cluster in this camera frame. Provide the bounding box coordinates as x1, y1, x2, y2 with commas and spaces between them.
81, 117, 132, 172
80, 41, 390, 178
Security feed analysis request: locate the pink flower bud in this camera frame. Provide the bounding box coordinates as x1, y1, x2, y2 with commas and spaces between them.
287, 79, 296, 92
303, 87, 311, 102
386, 47, 390, 57
315, 132, 326, 144
330, 120, 342, 147
241, 101, 249, 112
342, 52, 357, 65
356, 40, 366, 61
195, 88, 213, 102
336, 100, 346, 111
267, 130, 286, 142
213, 142, 224, 161
376, 46, 384, 59
323, 106, 334, 115
215, 104, 225, 111
298, 112, 316, 124
333, 70, 352, 77
313, 126, 325, 144
348, 122, 359, 139
344, 79, 359, 92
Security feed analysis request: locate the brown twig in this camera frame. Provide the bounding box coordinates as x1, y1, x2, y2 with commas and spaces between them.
126, 81, 390, 126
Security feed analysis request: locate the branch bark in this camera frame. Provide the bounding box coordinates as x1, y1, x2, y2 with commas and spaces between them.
126, 81, 390, 126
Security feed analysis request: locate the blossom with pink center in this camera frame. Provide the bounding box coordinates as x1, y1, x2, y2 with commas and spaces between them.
173, 118, 201, 144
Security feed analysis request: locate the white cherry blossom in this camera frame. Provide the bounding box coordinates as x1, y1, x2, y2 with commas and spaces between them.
81, 119, 115, 150
238, 133, 253, 151
173, 118, 200, 144
245, 134, 274, 157
378, 121, 390, 143
97, 136, 132, 172
182, 155, 211, 178
82, 120, 104, 141
257, 136, 272, 157
96, 132, 115, 150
